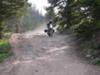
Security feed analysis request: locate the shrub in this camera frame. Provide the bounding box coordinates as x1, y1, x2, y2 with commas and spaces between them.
0, 39, 11, 62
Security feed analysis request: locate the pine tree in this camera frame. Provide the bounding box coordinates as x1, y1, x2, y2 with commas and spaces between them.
0, 0, 29, 38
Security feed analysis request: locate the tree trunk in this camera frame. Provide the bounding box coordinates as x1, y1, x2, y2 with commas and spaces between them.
15, 17, 20, 33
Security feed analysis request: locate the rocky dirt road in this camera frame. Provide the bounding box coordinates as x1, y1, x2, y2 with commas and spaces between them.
0, 27, 100, 75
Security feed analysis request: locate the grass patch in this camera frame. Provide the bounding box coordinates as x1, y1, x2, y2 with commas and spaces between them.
0, 39, 11, 62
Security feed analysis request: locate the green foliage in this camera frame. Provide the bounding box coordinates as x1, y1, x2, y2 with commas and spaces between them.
0, 53, 11, 62
47, 0, 100, 64
95, 59, 100, 65
79, 39, 100, 64
75, 23, 95, 39
45, 7, 55, 20
0, 0, 29, 38
0, 39, 11, 62
47, 0, 100, 39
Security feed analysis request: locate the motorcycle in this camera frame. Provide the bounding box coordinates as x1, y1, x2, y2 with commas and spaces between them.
44, 28, 55, 37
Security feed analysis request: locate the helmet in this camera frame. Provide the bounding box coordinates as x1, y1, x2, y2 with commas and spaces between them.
49, 20, 53, 24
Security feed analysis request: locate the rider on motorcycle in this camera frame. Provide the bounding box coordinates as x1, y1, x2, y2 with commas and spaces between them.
47, 20, 53, 29
45, 20, 55, 37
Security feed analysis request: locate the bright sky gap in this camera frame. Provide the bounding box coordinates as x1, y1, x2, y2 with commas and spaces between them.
28, 0, 49, 15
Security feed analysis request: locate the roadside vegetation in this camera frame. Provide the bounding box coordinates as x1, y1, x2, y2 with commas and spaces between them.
0, 32, 12, 62
0, 0, 29, 62
0, 0, 45, 62
46, 0, 100, 65
0, 39, 11, 62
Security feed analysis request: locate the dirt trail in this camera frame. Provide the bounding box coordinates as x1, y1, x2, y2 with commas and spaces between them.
0, 27, 100, 75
